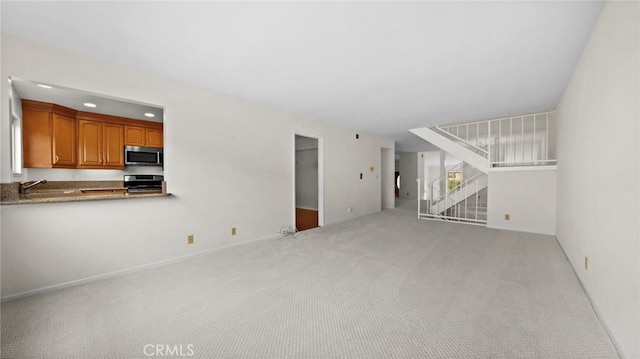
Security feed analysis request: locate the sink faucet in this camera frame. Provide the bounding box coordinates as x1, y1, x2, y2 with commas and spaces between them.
19, 179, 47, 194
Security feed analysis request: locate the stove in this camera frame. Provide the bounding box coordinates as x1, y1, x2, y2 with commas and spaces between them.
124, 175, 164, 193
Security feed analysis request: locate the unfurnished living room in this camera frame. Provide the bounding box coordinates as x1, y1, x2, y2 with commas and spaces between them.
0, 1, 638, 359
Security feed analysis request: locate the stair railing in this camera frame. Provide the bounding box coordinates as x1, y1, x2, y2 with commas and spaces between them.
431, 127, 489, 158
429, 169, 483, 213
424, 160, 470, 202
419, 161, 487, 225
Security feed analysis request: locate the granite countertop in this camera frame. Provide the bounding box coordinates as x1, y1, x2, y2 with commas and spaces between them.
0, 181, 171, 205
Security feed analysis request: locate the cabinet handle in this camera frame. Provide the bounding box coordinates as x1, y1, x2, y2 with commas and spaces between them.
54, 155, 59, 164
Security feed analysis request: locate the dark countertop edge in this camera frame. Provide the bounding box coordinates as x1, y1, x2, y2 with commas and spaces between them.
0, 192, 172, 206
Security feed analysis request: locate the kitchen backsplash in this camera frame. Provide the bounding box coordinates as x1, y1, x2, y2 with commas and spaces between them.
17, 166, 164, 182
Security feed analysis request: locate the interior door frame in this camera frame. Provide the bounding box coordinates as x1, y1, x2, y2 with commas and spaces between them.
293, 132, 324, 228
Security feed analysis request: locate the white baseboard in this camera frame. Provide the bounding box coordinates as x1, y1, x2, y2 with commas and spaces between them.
1, 234, 279, 303
553, 235, 625, 358
486, 224, 555, 236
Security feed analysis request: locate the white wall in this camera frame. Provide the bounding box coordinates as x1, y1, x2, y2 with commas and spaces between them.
555, 2, 639, 358
398, 152, 418, 200
486, 167, 557, 236
427, 165, 440, 184
417, 152, 426, 199
0, 35, 394, 298
7, 81, 22, 175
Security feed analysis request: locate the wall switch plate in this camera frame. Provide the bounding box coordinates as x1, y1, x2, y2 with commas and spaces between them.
504, 214, 510, 220
187, 234, 194, 244
347, 207, 352, 213
231, 227, 237, 236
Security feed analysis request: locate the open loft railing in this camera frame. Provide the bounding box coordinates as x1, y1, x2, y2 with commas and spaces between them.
435, 111, 556, 167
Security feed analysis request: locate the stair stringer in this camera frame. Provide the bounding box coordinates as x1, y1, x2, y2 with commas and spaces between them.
431, 174, 488, 214
410, 127, 489, 173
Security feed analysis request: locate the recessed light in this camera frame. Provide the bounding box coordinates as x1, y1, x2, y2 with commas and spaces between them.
37, 84, 53, 89
144, 113, 155, 118
83, 103, 97, 108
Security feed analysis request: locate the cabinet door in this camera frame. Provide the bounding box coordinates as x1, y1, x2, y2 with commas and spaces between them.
22, 109, 53, 168
103, 123, 124, 169
124, 126, 146, 146
52, 114, 77, 167
146, 128, 163, 148
77, 120, 102, 167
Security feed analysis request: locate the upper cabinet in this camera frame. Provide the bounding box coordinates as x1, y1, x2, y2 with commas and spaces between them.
103, 123, 125, 168
124, 126, 145, 146
52, 114, 77, 166
125, 125, 163, 147
146, 128, 163, 147
22, 100, 77, 168
22, 100, 162, 170
77, 119, 124, 169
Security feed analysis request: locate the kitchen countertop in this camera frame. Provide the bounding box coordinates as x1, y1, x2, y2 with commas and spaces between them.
1, 191, 171, 205
0, 181, 171, 205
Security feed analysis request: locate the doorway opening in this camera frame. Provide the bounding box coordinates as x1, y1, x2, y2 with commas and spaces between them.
294, 134, 323, 231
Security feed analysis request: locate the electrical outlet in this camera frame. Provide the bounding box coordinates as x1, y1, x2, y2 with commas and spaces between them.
231, 227, 237, 236
504, 214, 510, 220
187, 234, 194, 244
585, 256, 588, 270
370, 166, 374, 172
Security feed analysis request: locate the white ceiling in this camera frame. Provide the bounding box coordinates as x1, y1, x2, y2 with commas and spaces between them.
1, 1, 604, 152
11, 78, 164, 122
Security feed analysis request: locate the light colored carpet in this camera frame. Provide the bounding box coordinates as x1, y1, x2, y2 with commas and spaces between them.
1, 204, 619, 358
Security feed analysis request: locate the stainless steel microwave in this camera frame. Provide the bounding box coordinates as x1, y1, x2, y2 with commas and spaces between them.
124, 146, 163, 166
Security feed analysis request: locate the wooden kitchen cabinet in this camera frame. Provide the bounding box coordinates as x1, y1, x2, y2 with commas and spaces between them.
22, 100, 77, 168
23, 101, 161, 170
124, 126, 146, 146
146, 128, 163, 147
77, 119, 124, 169
125, 125, 163, 147
77, 119, 102, 167
52, 114, 77, 166
103, 123, 125, 168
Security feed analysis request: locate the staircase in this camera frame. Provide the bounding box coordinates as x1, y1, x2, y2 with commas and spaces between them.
418, 161, 488, 224
411, 111, 556, 225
